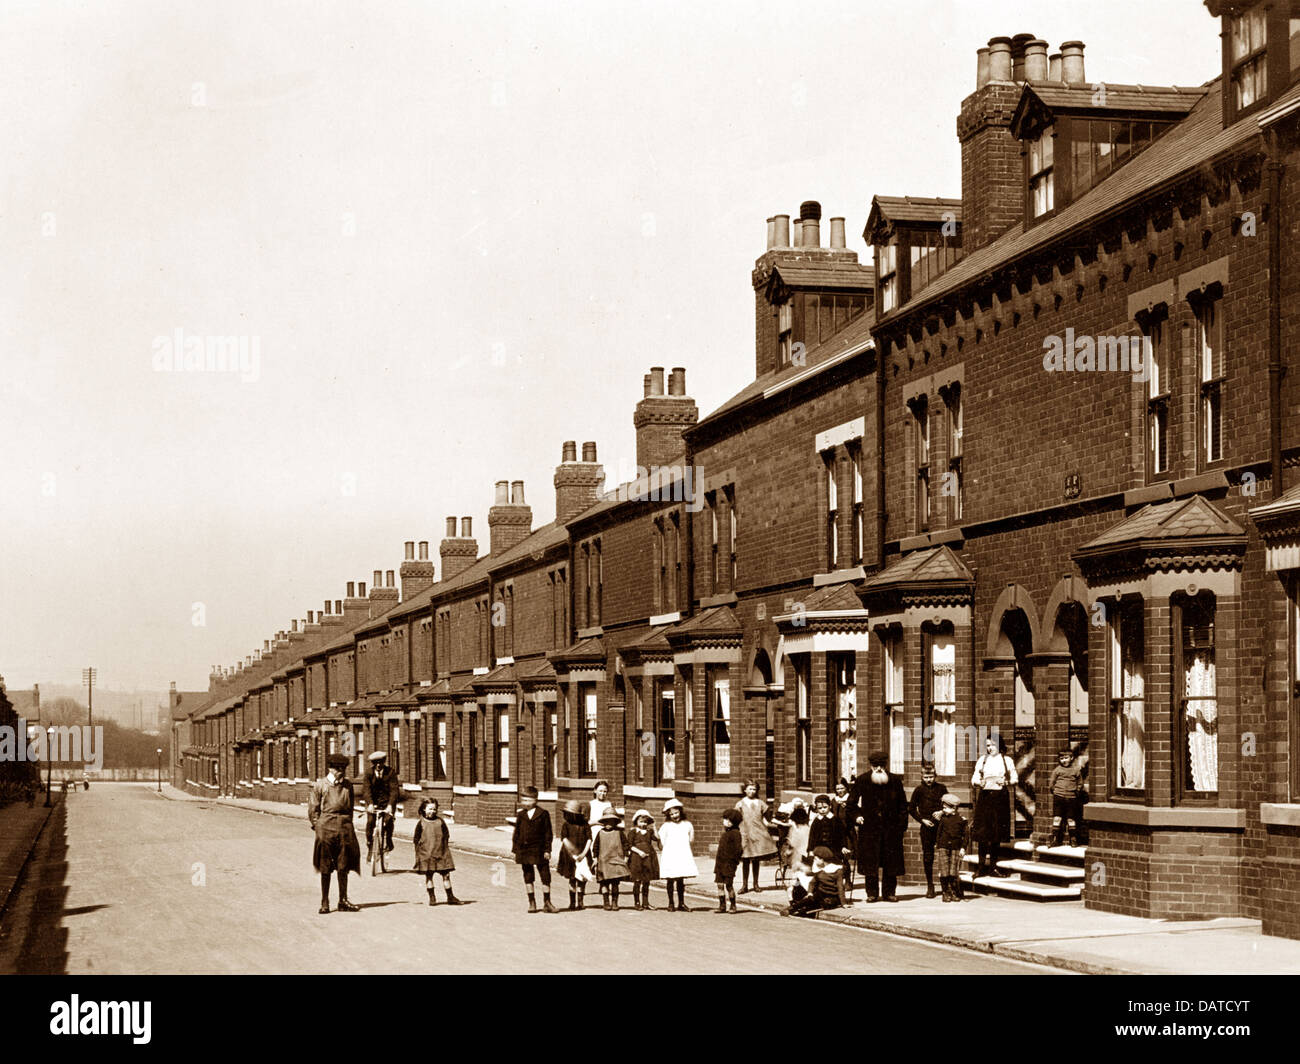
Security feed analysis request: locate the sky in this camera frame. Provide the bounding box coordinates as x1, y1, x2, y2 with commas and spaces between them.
0, 0, 1222, 693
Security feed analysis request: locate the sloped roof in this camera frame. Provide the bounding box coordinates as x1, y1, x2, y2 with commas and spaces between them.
863, 545, 975, 592
1075, 495, 1246, 557
515, 657, 557, 686
472, 663, 518, 688
170, 691, 207, 721
868, 196, 963, 232
488, 520, 568, 572
1248, 480, 1300, 523
694, 310, 876, 430
667, 605, 743, 644
770, 262, 876, 289
881, 76, 1291, 326
389, 553, 493, 621
547, 636, 607, 666
1012, 82, 1207, 135
793, 581, 866, 614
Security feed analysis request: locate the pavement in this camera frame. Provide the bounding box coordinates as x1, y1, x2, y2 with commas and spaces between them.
0, 784, 1055, 975
0, 793, 59, 923
154, 784, 1300, 975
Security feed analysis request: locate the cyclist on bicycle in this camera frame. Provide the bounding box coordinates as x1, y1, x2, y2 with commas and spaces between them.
363, 750, 401, 863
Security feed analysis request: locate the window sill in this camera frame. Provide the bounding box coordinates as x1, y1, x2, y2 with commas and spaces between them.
623, 783, 676, 800
1124, 482, 1174, 507
672, 779, 745, 797
1260, 803, 1300, 828
813, 566, 866, 587
1082, 802, 1245, 829
1173, 471, 1229, 498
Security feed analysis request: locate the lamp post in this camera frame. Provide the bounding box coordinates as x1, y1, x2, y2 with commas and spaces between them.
81, 667, 96, 731
45, 725, 53, 807
156, 748, 163, 793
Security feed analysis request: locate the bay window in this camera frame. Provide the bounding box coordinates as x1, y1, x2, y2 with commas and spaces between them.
831, 653, 857, 784
926, 627, 956, 776
709, 666, 731, 777
1178, 594, 1218, 798
1110, 598, 1146, 793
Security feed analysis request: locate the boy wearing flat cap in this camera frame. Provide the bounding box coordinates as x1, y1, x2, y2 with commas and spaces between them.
308, 753, 361, 913
511, 784, 558, 913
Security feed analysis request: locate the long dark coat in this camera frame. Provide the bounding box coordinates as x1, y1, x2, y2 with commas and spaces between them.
308, 775, 361, 874
848, 772, 908, 875
511, 806, 554, 865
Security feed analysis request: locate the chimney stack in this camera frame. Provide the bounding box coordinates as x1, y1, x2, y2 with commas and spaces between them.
440, 515, 479, 581
401, 539, 435, 600
343, 582, 369, 624
555, 440, 605, 524
369, 564, 400, 617
320, 599, 344, 631
959, 33, 1034, 254
489, 479, 533, 555
635, 367, 698, 471
1060, 41, 1085, 85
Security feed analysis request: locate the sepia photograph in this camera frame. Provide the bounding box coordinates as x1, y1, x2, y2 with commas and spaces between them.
0, 0, 1293, 1041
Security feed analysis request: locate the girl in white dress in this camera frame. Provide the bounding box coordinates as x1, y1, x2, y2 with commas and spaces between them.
658, 797, 697, 912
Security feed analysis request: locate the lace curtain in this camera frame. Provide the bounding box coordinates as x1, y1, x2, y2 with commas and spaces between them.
931, 636, 956, 776
1118, 652, 1145, 790
838, 680, 857, 781
1185, 650, 1218, 792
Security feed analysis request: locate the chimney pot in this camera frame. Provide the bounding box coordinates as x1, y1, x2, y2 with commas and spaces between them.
800, 201, 821, 248
1010, 33, 1036, 81
1049, 53, 1063, 81
649, 367, 665, 395
829, 217, 847, 249
1024, 39, 1049, 81
386, 570, 395, 587
766, 216, 776, 250
323, 600, 331, 614
988, 37, 1013, 81
642, 374, 652, 398
418, 540, 429, 560
495, 480, 509, 505
772, 214, 790, 247
445, 516, 457, 537
358, 581, 366, 597
292, 620, 298, 632
264, 640, 271, 651
336, 599, 343, 613
582, 441, 597, 462
668, 367, 686, 396
404, 541, 415, 561
976, 46, 991, 89
308, 610, 315, 623
461, 517, 472, 538
346, 582, 355, 598
793, 217, 803, 247
1060, 41, 1085, 85
373, 569, 382, 587
510, 480, 525, 504
562, 440, 577, 463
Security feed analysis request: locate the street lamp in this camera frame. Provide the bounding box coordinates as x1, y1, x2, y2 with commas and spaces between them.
81, 667, 96, 730
156, 748, 163, 793
45, 725, 54, 807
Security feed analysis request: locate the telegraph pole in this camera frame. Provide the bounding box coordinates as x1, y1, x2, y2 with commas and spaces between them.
81, 667, 96, 730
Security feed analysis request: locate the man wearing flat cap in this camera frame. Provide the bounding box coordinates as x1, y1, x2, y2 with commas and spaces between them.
363, 749, 400, 862
309, 752, 361, 913
848, 750, 908, 902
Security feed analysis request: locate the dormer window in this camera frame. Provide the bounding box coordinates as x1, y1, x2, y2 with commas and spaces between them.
1230, 6, 1268, 112
1028, 126, 1055, 218
777, 299, 793, 366
878, 242, 898, 313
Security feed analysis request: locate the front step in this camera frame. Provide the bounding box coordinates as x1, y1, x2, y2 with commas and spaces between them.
958, 871, 1082, 901
959, 842, 1086, 902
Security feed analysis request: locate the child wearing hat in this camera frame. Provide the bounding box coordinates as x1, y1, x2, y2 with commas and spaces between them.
413, 798, 461, 905
511, 784, 558, 913
714, 807, 744, 913
627, 809, 660, 911
783, 847, 843, 917
657, 798, 697, 912
557, 799, 593, 910
1049, 748, 1085, 847
935, 793, 969, 902
591, 808, 631, 910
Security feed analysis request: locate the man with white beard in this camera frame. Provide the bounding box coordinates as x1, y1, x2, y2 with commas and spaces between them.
847, 751, 908, 902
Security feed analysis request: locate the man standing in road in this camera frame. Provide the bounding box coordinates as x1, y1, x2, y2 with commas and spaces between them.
363, 750, 400, 863
309, 752, 361, 913
849, 750, 908, 902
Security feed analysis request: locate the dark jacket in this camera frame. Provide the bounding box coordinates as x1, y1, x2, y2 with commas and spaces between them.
363, 766, 401, 811
908, 781, 948, 826
848, 771, 909, 874
715, 826, 744, 878
511, 806, 554, 864
935, 811, 969, 850
807, 812, 846, 853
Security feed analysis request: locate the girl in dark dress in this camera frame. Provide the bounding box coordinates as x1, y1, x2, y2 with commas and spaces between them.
413, 798, 461, 905
557, 799, 593, 910
627, 809, 661, 910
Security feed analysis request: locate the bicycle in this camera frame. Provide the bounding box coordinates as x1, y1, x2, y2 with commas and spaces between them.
370, 809, 393, 876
